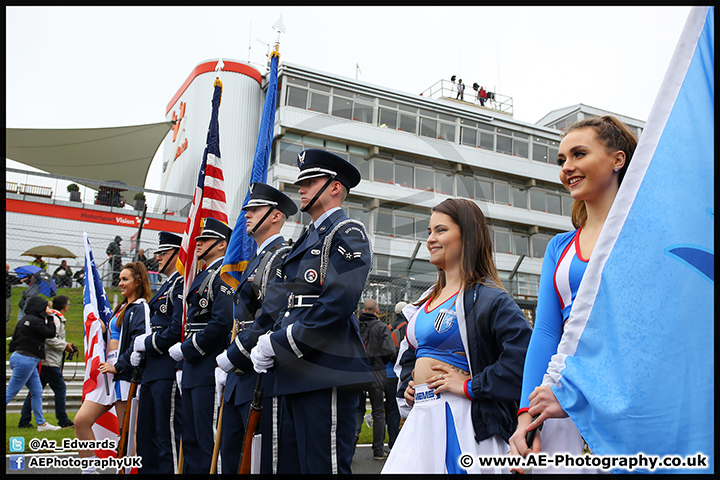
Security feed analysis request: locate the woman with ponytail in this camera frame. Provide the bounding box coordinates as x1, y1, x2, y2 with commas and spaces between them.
508, 116, 638, 473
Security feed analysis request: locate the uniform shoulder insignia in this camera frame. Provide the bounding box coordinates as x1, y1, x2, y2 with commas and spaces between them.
219, 284, 234, 296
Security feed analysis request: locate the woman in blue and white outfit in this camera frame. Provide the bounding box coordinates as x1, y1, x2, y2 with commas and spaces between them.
508, 116, 637, 474
382, 198, 532, 474
74, 261, 150, 473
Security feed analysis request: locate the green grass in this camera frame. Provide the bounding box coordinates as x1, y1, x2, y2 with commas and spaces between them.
6, 413, 78, 454
357, 408, 390, 445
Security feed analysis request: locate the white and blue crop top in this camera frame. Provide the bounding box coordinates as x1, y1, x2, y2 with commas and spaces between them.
109, 313, 122, 342
409, 292, 469, 373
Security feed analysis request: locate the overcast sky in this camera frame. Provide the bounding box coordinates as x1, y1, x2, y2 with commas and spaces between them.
6, 6, 692, 185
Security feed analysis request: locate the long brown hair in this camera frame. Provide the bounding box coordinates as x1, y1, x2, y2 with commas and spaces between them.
564, 115, 639, 229
420, 198, 504, 305
113, 261, 152, 326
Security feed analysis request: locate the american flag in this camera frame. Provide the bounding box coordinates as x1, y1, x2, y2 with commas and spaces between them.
177, 77, 228, 339
81, 232, 119, 458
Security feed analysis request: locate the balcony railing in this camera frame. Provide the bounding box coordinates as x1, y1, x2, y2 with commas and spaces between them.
420, 79, 513, 116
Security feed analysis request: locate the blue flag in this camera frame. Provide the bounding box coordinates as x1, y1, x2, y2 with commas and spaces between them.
543, 7, 713, 474
221, 50, 280, 289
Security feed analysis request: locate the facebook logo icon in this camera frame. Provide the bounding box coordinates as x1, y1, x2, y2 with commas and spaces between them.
10, 455, 25, 470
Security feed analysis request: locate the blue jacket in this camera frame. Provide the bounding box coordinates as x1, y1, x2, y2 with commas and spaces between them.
141, 271, 184, 383
114, 299, 150, 382
396, 282, 532, 443
224, 236, 290, 404
180, 257, 234, 388
265, 209, 374, 396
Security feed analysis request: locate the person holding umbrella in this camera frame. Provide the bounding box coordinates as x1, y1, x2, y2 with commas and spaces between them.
6, 263, 21, 323
15, 267, 56, 321
30, 255, 47, 271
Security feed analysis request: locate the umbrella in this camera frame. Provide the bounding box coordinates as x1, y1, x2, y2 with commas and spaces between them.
21, 245, 77, 259
13, 265, 57, 297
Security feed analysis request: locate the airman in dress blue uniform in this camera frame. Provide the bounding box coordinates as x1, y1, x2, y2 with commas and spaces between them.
215, 182, 297, 474
250, 149, 374, 474
168, 217, 234, 474
132, 231, 184, 474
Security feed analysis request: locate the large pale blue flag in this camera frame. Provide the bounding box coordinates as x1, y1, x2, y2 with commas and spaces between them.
543, 6, 713, 474
221, 48, 280, 289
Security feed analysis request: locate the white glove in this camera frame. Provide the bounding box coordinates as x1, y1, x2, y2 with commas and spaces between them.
216, 351, 234, 373
176, 370, 182, 396
130, 351, 143, 367
133, 333, 149, 352
250, 333, 275, 373
215, 367, 227, 407
169, 342, 184, 362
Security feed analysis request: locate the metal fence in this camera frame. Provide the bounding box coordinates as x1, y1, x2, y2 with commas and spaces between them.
420, 79, 514, 116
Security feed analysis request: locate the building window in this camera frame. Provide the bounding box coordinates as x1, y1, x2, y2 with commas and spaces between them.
278, 141, 303, 166
438, 122, 455, 142
347, 204, 371, 230
374, 254, 391, 276
513, 233, 529, 257
398, 113, 417, 134
496, 134, 513, 155
353, 102, 373, 123
374, 209, 393, 236
461, 127, 477, 147
420, 117, 437, 138
309, 92, 330, 113
530, 190, 546, 212
379, 109, 397, 129
512, 186, 527, 209
513, 138, 529, 158
394, 215, 414, 238
395, 163, 414, 188
374, 159, 394, 184
332, 96, 353, 120
457, 175, 475, 199
287, 86, 307, 108
532, 143, 549, 163
415, 168, 434, 191
494, 183, 510, 205
415, 216, 429, 240
495, 230, 512, 254
547, 194, 562, 215
562, 194, 573, 216
476, 180, 493, 201
435, 170, 454, 195
348, 154, 370, 180
532, 235, 549, 258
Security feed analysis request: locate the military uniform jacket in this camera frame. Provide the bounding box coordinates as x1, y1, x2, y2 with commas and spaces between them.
180, 257, 234, 388
267, 209, 374, 396
141, 271, 184, 383
114, 299, 150, 381
225, 235, 290, 405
